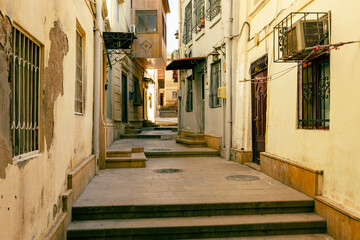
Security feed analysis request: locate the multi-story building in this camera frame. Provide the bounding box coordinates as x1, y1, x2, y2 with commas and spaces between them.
0, 0, 100, 239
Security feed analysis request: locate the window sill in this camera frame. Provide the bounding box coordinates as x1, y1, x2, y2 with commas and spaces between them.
249, 0, 270, 18
75, 112, 84, 116
195, 30, 205, 41
13, 151, 43, 165
209, 15, 221, 29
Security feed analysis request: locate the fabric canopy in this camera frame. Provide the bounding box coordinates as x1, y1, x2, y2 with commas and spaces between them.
166, 57, 206, 70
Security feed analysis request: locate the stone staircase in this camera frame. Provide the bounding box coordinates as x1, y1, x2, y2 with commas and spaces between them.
176, 132, 207, 148
106, 147, 147, 168
67, 199, 328, 239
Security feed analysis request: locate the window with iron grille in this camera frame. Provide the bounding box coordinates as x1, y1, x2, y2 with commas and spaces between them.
298, 55, 330, 130
206, 0, 221, 21
133, 76, 143, 106
186, 76, 193, 112
183, 2, 192, 44
193, 0, 205, 32
10, 27, 40, 157
209, 60, 221, 108
75, 30, 84, 114
136, 10, 157, 33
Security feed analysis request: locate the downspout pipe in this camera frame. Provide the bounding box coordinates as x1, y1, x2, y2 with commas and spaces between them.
225, 0, 233, 160
93, 0, 102, 165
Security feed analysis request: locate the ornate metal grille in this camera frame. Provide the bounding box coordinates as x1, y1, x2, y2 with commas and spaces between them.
298, 55, 330, 129
183, 2, 192, 44
206, 0, 221, 21
192, 0, 205, 33
274, 12, 330, 62
75, 31, 84, 114
10, 27, 40, 157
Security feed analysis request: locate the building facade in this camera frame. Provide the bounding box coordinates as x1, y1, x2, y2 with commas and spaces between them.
0, 0, 99, 239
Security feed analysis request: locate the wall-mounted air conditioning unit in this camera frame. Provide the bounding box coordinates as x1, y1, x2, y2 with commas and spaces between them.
282, 20, 328, 59
274, 12, 330, 62
130, 24, 137, 37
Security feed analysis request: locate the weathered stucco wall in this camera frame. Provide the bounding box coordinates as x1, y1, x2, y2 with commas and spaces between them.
245, 0, 360, 214
0, 0, 94, 239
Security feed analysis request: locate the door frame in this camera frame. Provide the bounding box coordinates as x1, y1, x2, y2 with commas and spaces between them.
121, 72, 128, 123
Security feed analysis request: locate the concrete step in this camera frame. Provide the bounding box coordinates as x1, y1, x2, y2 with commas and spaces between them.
120, 134, 162, 139
67, 213, 326, 239
106, 149, 132, 158
184, 133, 205, 140
106, 152, 147, 168
72, 200, 315, 221
190, 234, 334, 239
145, 150, 219, 158
176, 137, 207, 147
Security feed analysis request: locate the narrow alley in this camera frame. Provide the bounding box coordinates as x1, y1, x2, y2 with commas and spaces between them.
1, 0, 360, 239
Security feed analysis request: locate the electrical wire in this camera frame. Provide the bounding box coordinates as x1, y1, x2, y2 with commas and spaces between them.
239, 41, 360, 83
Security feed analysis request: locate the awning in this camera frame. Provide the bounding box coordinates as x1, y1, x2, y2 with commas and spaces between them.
166, 57, 206, 70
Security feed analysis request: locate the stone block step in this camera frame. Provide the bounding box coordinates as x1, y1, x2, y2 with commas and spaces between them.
106, 152, 147, 168
176, 137, 207, 147
72, 200, 315, 221
190, 234, 334, 239
120, 134, 162, 139
67, 213, 326, 239
106, 149, 132, 158
145, 150, 219, 158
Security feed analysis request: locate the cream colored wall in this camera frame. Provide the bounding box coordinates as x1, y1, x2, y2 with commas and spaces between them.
0, 0, 94, 239
244, 0, 360, 213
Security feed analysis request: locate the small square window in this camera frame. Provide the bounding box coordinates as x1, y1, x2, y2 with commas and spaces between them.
136, 10, 157, 33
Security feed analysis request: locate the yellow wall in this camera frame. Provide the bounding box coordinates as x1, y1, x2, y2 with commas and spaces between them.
244, 0, 360, 213
0, 0, 94, 239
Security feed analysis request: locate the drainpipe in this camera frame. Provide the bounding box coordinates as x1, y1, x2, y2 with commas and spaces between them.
225, 0, 233, 161
93, 0, 102, 165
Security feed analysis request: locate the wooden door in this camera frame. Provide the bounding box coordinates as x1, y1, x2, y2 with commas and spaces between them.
121, 73, 128, 123
251, 70, 267, 164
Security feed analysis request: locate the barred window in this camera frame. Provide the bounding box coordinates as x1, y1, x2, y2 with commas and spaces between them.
206, 0, 221, 21
209, 60, 221, 108
193, 0, 205, 32
298, 55, 330, 130
183, 2, 192, 44
10, 27, 40, 157
75, 30, 84, 114
186, 76, 193, 112
133, 76, 143, 106
136, 10, 157, 33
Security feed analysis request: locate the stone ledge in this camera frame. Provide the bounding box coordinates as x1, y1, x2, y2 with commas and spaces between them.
260, 152, 323, 198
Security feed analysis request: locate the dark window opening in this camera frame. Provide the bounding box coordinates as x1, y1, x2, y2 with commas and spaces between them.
183, 2, 192, 44
186, 76, 193, 112
136, 10, 157, 33
298, 55, 330, 130
209, 61, 221, 108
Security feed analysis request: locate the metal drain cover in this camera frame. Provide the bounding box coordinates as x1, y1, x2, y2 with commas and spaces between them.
154, 168, 183, 173
226, 175, 260, 181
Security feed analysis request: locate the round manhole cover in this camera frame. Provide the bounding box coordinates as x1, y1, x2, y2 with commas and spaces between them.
153, 168, 183, 173
225, 175, 260, 181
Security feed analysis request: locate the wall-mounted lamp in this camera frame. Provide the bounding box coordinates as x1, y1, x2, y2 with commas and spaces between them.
211, 48, 220, 61
174, 30, 179, 39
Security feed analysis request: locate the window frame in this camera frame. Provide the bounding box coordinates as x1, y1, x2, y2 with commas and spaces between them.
297, 54, 330, 130
183, 2, 192, 44
206, 0, 221, 21
209, 60, 221, 108
75, 28, 85, 115
135, 10, 158, 33
186, 76, 193, 112
10, 24, 42, 160
193, 0, 205, 32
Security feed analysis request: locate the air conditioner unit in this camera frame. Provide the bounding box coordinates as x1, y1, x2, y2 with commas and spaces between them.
130, 24, 137, 36
281, 19, 328, 59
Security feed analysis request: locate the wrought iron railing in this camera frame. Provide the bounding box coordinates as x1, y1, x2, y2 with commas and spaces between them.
206, 0, 221, 21
192, 0, 205, 33
183, 31, 192, 45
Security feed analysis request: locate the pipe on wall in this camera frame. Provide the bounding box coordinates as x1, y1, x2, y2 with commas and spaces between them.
225, 0, 233, 161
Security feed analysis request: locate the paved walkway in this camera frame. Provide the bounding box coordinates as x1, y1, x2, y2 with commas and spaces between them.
74, 156, 311, 207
